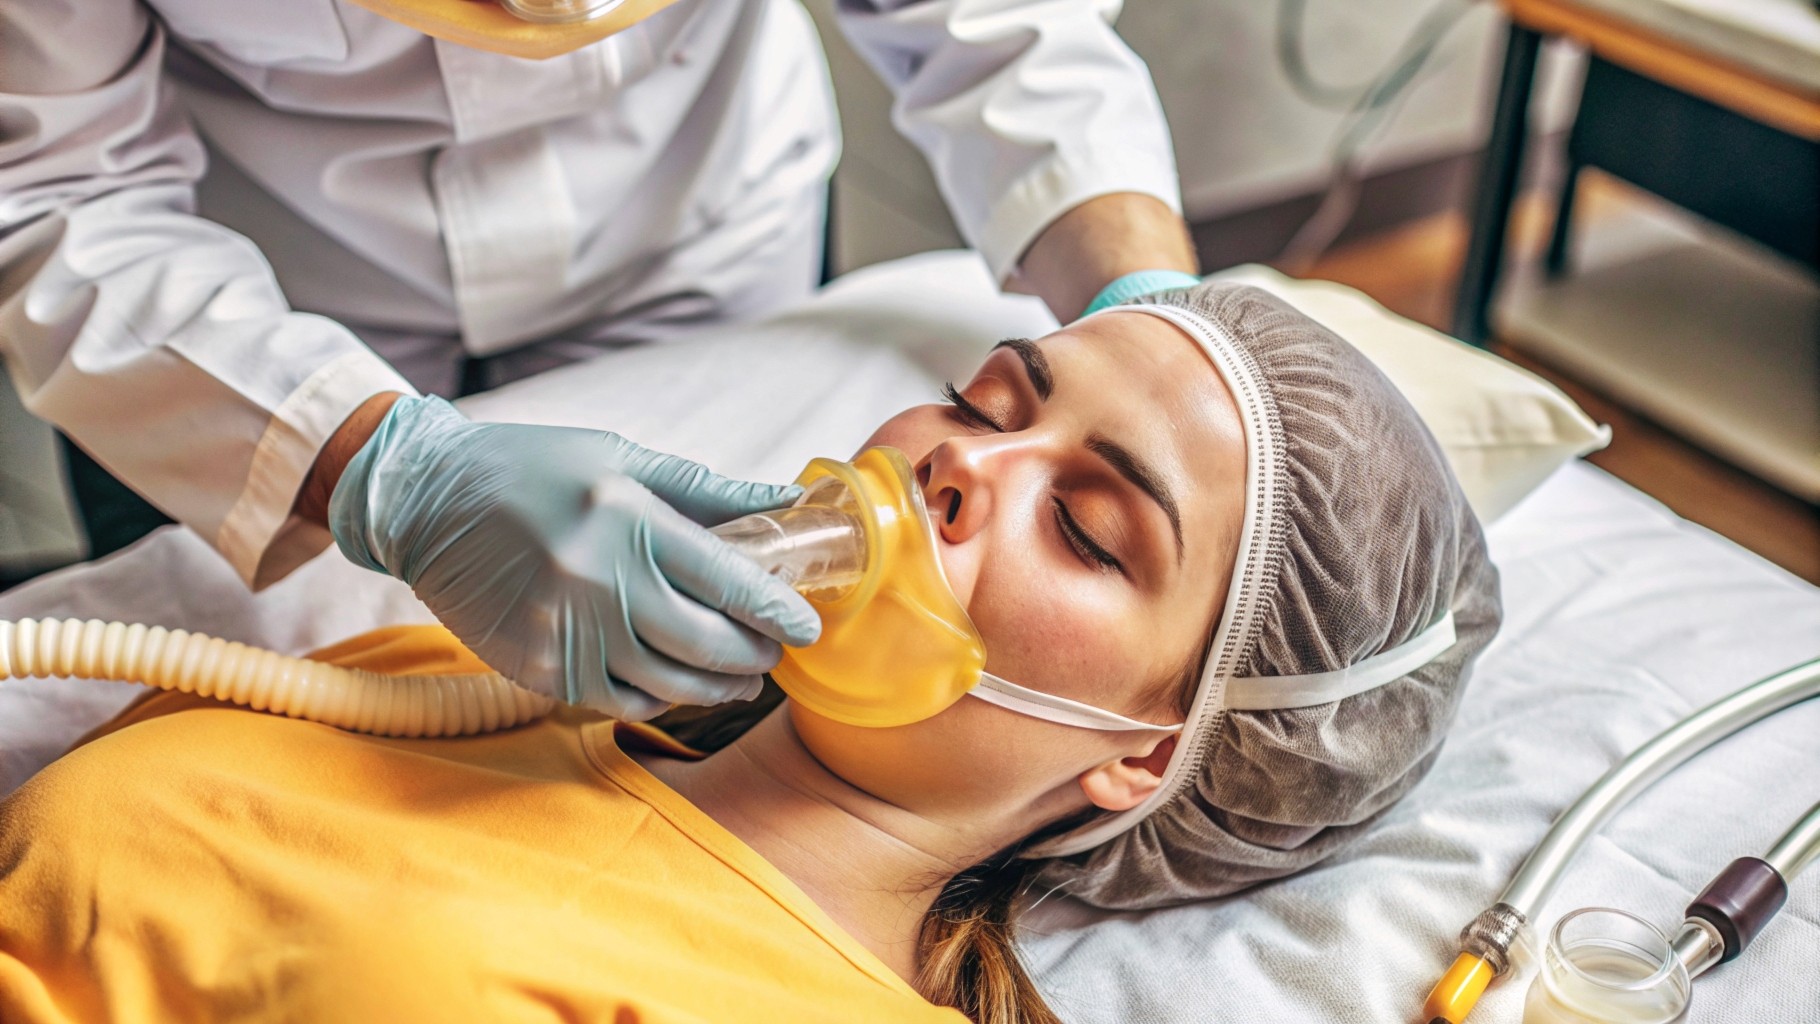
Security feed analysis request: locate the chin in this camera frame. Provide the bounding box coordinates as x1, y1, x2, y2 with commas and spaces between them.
785, 700, 950, 797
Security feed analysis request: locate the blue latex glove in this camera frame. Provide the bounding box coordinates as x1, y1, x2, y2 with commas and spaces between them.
328, 396, 821, 720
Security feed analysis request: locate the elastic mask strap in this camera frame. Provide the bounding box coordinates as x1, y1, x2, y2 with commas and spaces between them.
970, 674, 1184, 733
1222, 611, 1457, 712
968, 611, 1453, 729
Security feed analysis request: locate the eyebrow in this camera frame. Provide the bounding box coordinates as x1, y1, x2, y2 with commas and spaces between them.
994, 336, 1182, 562
992, 338, 1052, 400
1087, 434, 1185, 563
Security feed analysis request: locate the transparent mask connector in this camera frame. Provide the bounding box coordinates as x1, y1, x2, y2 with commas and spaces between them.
707, 448, 985, 728
710, 476, 870, 601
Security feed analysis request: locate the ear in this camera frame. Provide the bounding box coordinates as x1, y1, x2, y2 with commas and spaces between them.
1077, 733, 1178, 812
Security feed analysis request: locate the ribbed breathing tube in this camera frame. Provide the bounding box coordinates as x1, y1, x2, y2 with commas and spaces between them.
0, 474, 867, 738
0, 617, 553, 738
0, 451, 919, 739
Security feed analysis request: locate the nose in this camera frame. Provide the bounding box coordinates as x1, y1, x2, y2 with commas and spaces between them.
919, 433, 1039, 545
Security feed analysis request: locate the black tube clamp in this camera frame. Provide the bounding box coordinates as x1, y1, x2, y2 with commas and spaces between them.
1686, 856, 1788, 965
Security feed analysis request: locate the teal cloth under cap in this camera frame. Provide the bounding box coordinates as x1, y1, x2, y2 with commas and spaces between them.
1081, 270, 1203, 316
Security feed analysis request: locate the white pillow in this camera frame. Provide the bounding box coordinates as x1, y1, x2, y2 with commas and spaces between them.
1209, 264, 1610, 522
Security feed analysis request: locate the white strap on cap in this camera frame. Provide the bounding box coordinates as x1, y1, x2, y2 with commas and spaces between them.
971, 673, 1182, 732
1223, 610, 1457, 711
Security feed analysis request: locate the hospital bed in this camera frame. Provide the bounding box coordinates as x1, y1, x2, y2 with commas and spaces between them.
3, 253, 1816, 1023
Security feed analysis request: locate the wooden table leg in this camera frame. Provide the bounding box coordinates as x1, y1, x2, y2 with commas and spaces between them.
1453, 21, 1545, 346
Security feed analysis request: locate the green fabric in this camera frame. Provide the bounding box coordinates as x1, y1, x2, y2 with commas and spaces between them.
1082, 270, 1203, 317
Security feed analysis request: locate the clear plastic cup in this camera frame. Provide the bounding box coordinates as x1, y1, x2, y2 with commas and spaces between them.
1523, 908, 1690, 1024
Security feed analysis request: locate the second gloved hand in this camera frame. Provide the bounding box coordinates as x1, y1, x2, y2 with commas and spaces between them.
328, 395, 821, 720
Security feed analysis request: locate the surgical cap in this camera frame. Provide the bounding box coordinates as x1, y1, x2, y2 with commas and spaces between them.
1025, 282, 1503, 909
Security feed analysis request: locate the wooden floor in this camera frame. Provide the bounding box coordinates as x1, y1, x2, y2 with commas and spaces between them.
1287, 174, 1820, 584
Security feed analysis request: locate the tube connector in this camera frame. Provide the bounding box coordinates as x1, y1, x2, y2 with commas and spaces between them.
1460, 902, 1528, 976
710, 491, 868, 599
1421, 903, 1528, 1024
1686, 856, 1788, 966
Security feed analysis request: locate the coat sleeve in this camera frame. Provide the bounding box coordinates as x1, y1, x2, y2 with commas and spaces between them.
832, 0, 1185, 282
0, 3, 414, 589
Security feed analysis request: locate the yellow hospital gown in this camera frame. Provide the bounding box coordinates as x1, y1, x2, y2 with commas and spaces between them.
0, 627, 967, 1024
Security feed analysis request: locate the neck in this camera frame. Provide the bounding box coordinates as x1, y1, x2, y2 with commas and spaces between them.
637, 710, 1018, 983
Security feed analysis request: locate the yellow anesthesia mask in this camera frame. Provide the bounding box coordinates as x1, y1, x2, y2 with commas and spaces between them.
346, 0, 683, 60
711, 448, 1180, 733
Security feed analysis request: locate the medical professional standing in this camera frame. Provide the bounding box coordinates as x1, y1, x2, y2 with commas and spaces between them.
0, 0, 1199, 718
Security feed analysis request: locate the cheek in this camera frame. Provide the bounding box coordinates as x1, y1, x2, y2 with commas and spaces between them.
966, 552, 1137, 707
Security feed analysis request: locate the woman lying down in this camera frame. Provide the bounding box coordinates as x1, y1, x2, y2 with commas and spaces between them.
0, 282, 1500, 1024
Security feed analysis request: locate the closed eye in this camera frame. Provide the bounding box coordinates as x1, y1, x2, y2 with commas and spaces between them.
942, 382, 1005, 432
1053, 498, 1124, 575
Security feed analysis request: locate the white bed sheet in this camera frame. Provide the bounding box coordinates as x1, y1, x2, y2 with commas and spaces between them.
2, 251, 1817, 1022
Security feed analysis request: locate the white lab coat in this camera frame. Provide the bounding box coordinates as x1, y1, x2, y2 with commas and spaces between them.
0, 0, 1181, 590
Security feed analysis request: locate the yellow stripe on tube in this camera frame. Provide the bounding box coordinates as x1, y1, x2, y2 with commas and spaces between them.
1422, 953, 1494, 1023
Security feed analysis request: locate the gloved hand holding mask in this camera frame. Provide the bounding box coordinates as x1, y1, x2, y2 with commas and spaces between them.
328, 395, 821, 720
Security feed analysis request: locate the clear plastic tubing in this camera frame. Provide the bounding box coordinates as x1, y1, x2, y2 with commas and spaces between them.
1525, 909, 1690, 1024
0, 617, 552, 738
1501, 657, 1820, 917
1667, 794, 1820, 982
1765, 799, 1820, 879
709, 478, 869, 599
1426, 656, 1820, 1024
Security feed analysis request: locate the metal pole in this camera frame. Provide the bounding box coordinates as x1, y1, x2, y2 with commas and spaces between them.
1452, 22, 1543, 346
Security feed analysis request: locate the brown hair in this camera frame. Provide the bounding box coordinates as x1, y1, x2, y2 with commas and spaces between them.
915, 856, 1060, 1024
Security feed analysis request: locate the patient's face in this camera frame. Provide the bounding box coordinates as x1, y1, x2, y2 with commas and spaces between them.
792, 311, 1247, 817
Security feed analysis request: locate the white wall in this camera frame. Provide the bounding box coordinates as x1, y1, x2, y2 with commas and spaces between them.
805, 0, 1586, 271
1126, 0, 1505, 217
